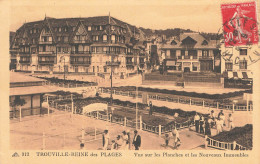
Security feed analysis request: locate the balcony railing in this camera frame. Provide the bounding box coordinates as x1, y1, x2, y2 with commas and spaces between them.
19, 51, 30, 54
38, 51, 55, 55
73, 40, 91, 44
38, 60, 55, 64
71, 51, 91, 54
39, 41, 53, 44
126, 62, 134, 66
199, 56, 213, 60
106, 61, 121, 66
70, 61, 91, 65
178, 56, 198, 60
19, 60, 31, 64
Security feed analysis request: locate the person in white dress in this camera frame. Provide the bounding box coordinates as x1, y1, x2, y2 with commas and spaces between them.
227, 113, 235, 130
216, 118, 222, 134
102, 130, 109, 150
122, 131, 129, 150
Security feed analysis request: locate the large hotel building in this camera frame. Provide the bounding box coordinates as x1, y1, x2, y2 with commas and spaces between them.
10, 16, 147, 78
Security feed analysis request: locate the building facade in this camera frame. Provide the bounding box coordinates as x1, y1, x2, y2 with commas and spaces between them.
10, 16, 147, 77
160, 33, 221, 73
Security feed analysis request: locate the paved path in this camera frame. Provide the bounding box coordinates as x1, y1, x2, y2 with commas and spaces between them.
10, 109, 209, 150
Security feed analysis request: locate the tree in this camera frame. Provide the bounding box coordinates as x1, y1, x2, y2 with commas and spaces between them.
11, 96, 26, 119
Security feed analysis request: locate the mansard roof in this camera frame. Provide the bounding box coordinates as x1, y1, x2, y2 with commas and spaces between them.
161, 32, 218, 49
11, 16, 145, 48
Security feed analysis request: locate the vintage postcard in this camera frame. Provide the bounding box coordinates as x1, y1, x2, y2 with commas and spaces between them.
0, 0, 260, 163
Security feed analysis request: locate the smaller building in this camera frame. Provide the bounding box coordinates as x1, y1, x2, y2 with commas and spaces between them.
220, 43, 258, 89
160, 32, 221, 73
9, 72, 55, 118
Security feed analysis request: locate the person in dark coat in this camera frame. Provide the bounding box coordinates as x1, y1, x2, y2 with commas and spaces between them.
204, 118, 211, 136
149, 101, 153, 116
132, 130, 141, 150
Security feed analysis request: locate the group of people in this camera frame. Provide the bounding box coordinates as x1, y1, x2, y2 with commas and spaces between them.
194, 110, 235, 136
102, 129, 141, 150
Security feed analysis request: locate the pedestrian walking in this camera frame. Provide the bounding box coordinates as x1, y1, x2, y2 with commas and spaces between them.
132, 130, 141, 150
164, 133, 170, 147
204, 118, 211, 136
199, 115, 205, 134
216, 118, 222, 134
149, 101, 153, 116
194, 113, 200, 133
122, 131, 129, 150
102, 130, 109, 150
172, 127, 181, 149
227, 113, 235, 130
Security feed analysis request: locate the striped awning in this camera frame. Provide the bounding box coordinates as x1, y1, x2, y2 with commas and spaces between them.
224, 71, 253, 79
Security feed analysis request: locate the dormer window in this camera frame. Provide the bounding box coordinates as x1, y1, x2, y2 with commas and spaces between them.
103, 35, 107, 42
100, 26, 103, 30
58, 27, 62, 32
64, 27, 68, 32
88, 26, 92, 31
202, 40, 208, 45
171, 40, 177, 45
111, 35, 116, 43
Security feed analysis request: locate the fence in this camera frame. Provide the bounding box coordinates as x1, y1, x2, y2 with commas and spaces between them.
85, 111, 193, 136
45, 81, 96, 88
99, 88, 253, 111
205, 135, 249, 150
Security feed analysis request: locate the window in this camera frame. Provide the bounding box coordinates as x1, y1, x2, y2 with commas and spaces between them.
93, 35, 99, 41
170, 50, 176, 59
181, 50, 185, 56
73, 27, 76, 31
63, 47, 68, 53
64, 27, 68, 32
111, 35, 116, 43
225, 62, 233, 71
59, 27, 62, 32
202, 50, 209, 57
57, 47, 62, 52
64, 36, 68, 42
88, 26, 91, 31
57, 36, 61, 41
103, 35, 108, 42
239, 60, 247, 70
240, 49, 247, 55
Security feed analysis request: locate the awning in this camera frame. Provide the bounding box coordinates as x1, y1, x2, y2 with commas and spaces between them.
166, 60, 176, 66
247, 72, 253, 79
225, 71, 253, 79
183, 62, 191, 67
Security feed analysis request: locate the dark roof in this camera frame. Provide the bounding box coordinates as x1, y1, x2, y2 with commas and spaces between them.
11, 16, 145, 48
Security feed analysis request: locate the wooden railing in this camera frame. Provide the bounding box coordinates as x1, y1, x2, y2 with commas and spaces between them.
99, 88, 253, 111
205, 135, 249, 150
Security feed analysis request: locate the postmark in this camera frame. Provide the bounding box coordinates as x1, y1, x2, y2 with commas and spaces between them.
221, 1, 258, 47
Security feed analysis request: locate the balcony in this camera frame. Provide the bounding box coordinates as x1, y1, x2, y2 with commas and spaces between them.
178, 56, 198, 60
19, 51, 31, 55
73, 40, 91, 44
71, 51, 91, 55
19, 60, 31, 64
38, 60, 56, 65
199, 56, 213, 60
126, 62, 134, 66
70, 61, 91, 65
38, 51, 55, 55
39, 41, 53, 44
106, 61, 121, 66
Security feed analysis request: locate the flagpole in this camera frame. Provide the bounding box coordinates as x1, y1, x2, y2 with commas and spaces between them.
136, 65, 138, 129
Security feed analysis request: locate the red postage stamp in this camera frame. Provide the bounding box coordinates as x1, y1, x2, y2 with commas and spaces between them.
221, 1, 258, 47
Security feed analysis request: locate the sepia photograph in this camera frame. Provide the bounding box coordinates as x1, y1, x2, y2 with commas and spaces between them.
1, 0, 260, 163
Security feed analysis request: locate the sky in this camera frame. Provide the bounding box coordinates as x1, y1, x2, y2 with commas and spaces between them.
9, 0, 254, 33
